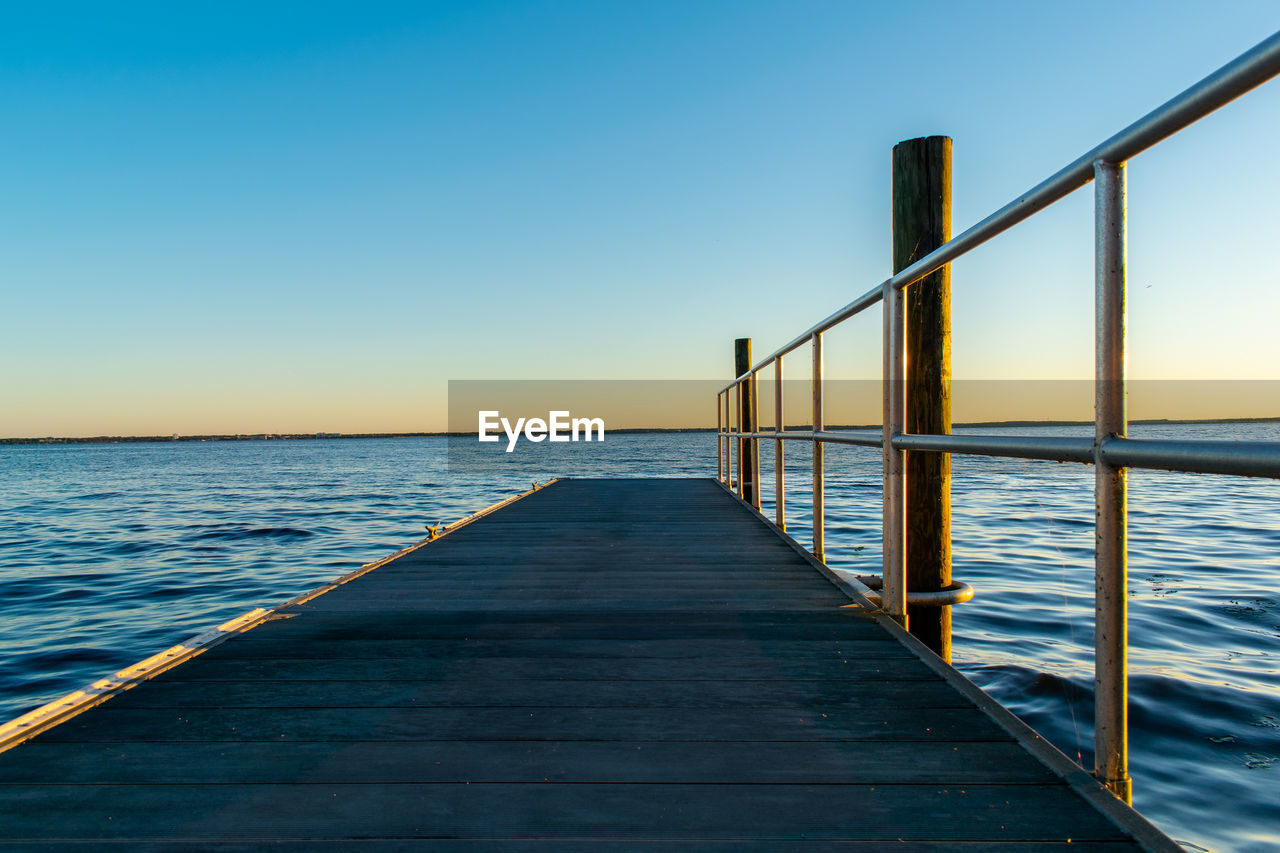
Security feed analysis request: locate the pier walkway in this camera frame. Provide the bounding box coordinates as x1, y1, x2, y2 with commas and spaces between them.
0, 478, 1175, 849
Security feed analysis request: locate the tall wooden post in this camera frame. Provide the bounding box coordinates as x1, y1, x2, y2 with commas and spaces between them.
735, 338, 756, 505
892, 136, 953, 661
811, 333, 824, 562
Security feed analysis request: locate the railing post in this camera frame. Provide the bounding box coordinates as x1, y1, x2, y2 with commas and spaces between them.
811, 332, 824, 562
750, 369, 762, 512
733, 383, 742, 496
1094, 158, 1131, 804
735, 338, 756, 505
717, 392, 724, 484
882, 280, 907, 626
893, 135, 953, 660
722, 391, 730, 484
775, 357, 785, 529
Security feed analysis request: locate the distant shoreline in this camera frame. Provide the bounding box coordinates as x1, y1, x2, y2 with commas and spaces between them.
3, 417, 1278, 446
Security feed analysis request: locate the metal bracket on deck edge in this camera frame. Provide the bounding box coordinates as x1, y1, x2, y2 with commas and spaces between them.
854, 575, 974, 607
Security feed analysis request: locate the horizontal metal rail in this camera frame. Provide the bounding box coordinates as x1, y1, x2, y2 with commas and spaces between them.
892, 433, 1095, 463
1102, 437, 1280, 479
723, 430, 1280, 479
733, 429, 882, 448
894, 434, 1280, 478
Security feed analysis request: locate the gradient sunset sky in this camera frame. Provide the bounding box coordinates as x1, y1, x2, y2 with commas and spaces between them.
3, 1, 1279, 436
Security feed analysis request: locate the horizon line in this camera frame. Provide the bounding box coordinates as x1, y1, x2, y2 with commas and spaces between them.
4, 416, 1279, 446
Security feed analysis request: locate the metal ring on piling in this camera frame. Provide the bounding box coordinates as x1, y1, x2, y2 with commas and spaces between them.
854, 575, 974, 608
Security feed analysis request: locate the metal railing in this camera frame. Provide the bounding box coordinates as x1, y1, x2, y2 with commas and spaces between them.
715, 31, 1280, 804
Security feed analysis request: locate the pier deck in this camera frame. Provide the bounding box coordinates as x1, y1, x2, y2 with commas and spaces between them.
0, 478, 1174, 849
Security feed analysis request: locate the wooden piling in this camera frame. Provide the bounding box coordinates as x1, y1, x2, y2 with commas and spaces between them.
892, 136, 953, 661
735, 338, 756, 506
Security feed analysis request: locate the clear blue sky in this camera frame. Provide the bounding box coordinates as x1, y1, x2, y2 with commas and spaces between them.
3, 1, 1278, 435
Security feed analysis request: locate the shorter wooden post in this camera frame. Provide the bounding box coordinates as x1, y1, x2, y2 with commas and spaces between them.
735, 338, 756, 505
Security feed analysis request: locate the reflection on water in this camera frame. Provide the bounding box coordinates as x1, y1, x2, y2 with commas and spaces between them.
0, 425, 1277, 851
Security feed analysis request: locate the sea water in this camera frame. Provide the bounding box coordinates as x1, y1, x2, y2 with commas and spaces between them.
0, 425, 1276, 851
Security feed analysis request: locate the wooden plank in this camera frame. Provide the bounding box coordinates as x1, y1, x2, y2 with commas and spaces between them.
280, 594, 860, 607
193, 638, 917, 661
102, 678, 975, 710
218, 612, 896, 641
151, 655, 943, 682
355, 577, 838, 590
0, 740, 1057, 784
0, 783, 1129, 841
35, 706, 1013, 744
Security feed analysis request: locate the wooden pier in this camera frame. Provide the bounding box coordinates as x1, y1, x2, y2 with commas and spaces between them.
0, 478, 1176, 849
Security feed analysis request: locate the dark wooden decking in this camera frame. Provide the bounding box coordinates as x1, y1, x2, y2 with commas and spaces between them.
0, 478, 1175, 850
